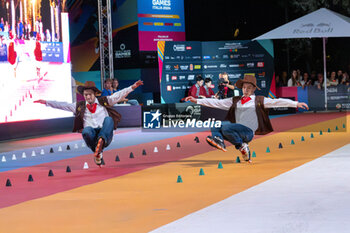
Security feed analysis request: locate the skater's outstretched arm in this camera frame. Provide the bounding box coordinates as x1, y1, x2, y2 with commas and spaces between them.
185, 96, 232, 110
34, 99, 76, 113
108, 80, 143, 105
263, 97, 309, 110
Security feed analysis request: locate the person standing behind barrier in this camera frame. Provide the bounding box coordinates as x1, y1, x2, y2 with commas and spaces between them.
329, 71, 339, 86
287, 70, 301, 87
300, 72, 311, 88
314, 73, 328, 89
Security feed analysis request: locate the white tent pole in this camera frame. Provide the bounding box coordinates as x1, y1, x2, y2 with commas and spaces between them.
323, 37, 327, 110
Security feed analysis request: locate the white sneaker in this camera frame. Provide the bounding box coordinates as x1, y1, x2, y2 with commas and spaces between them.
239, 143, 251, 161
94, 152, 103, 166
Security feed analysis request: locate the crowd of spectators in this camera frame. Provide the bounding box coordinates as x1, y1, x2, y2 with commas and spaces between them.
276, 68, 350, 89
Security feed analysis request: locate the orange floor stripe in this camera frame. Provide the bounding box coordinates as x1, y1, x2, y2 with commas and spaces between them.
0, 115, 348, 233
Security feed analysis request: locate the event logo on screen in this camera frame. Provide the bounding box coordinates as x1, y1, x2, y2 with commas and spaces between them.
143, 110, 162, 129
152, 0, 171, 10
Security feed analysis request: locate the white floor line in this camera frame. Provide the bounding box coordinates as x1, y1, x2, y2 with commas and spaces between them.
151, 144, 350, 233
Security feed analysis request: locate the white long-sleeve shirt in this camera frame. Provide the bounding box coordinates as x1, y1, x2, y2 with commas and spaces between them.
46, 86, 133, 128
197, 95, 298, 132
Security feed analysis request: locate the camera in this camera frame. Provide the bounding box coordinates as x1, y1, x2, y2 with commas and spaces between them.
219, 78, 229, 85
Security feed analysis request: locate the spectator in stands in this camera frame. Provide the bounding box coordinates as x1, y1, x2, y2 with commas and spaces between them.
188, 75, 205, 98
337, 70, 343, 83
275, 74, 284, 87
112, 79, 120, 93
281, 71, 288, 86
217, 72, 235, 99
300, 72, 311, 88
110, 78, 139, 105
340, 72, 349, 86
310, 71, 317, 85
314, 73, 326, 89
203, 78, 215, 98
329, 71, 339, 86
287, 70, 301, 87
296, 69, 302, 81
101, 79, 113, 96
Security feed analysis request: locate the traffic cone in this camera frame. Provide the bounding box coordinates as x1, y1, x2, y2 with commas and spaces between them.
142, 149, 147, 155
28, 174, 34, 182
328, 128, 331, 133
343, 124, 346, 128
129, 152, 134, 158
278, 143, 283, 149
48, 170, 54, 177
12, 154, 16, 160
154, 147, 158, 153
166, 144, 171, 150
335, 126, 338, 131
199, 168, 205, 176
194, 136, 199, 143
74, 144, 78, 149
1, 156, 6, 162
177, 175, 183, 183
177, 142, 181, 147
66, 166, 71, 173
50, 148, 54, 153
6, 179, 11, 187
291, 139, 295, 145
236, 156, 241, 163
320, 130, 323, 135
218, 162, 223, 169
252, 151, 256, 158
22, 152, 26, 158
266, 147, 270, 153
66, 145, 71, 150
301, 136, 305, 141
58, 146, 62, 152
311, 133, 314, 138
115, 155, 120, 161
31, 151, 36, 156
40, 149, 45, 155
83, 162, 89, 169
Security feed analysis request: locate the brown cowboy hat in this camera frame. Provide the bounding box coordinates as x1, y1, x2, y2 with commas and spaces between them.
77, 81, 102, 95
235, 74, 261, 90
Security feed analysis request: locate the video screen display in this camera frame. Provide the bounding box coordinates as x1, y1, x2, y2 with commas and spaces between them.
137, 0, 186, 51
1, 1, 72, 123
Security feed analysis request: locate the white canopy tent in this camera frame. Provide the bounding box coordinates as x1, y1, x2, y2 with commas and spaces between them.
254, 8, 350, 109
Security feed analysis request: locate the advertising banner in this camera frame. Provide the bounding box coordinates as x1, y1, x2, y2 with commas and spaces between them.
158, 40, 275, 103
